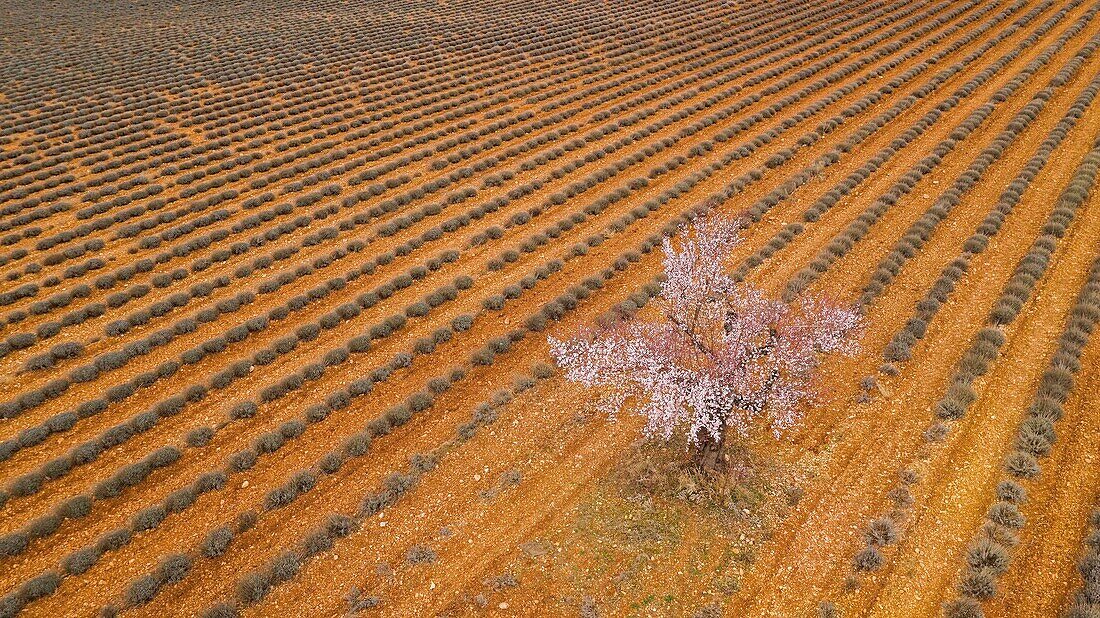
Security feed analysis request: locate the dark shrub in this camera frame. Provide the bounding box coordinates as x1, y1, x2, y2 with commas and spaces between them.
988, 501, 1025, 529
427, 377, 450, 394
360, 493, 389, 517
327, 514, 357, 538
344, 433, 372, 457
324, 349, 348, 367
159, 554, 191, 584
10, 472, 44, 497
320, 452, 344, 474
306, 404, 331, 423
236, 511, 258, 533
230, 450, 257, 472
1005, 450, 1039, 478
853, 545, 883, 571
0, 532, 29, 557
59, 495, 92, 519
255, 432, 284, 454
165, 488, 197, 513
411, 453, 437, 473
97, 528, 132, 552
237, 572, 270, 603
25, 511, 60, 539
863, 516, 898, 547
958, 567, 996, 600
94, 477, 123, 500
386, 404, 412, 426
532, 362, 555, 379
966, 538, 1008, 574
125, 575, 160, 606
63, 546, 101, 575
230, 401, 257, 420
292, 470, 317, 493
408, 392, 433, 412
995, 480, 1026, 504
265, 486, 295, 510
349, 379, 373, 397
148, 446, 181, 468
406, 545, 437, 564
132, 505, 167, 532
943, 598, 983, 618
18, 570, 60, 602
280, 420, 306, 439
195, 471, 226, 493
269, 551, 301, 584
187, 427, 215, 447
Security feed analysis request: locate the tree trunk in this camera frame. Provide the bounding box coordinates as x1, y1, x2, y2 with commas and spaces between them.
693, 421, 727, 471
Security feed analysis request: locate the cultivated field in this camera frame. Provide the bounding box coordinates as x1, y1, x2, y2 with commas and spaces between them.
1, 0, 1099, 616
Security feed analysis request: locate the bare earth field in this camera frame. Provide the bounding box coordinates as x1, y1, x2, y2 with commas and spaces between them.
1, 0, 1099, 616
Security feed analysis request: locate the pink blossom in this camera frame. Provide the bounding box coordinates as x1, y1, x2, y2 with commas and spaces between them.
549, 215, 863, 445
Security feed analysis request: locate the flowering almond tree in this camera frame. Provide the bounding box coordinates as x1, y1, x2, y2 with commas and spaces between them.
549, 215, 863, 469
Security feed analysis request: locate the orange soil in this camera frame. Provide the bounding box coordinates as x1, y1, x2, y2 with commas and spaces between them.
2, 0, 1100, 616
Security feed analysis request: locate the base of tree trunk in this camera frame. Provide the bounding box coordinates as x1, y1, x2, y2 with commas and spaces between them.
692, 429, 726, 472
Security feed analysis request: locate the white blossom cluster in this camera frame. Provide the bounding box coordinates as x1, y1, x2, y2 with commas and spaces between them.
549, 216, 863, 445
